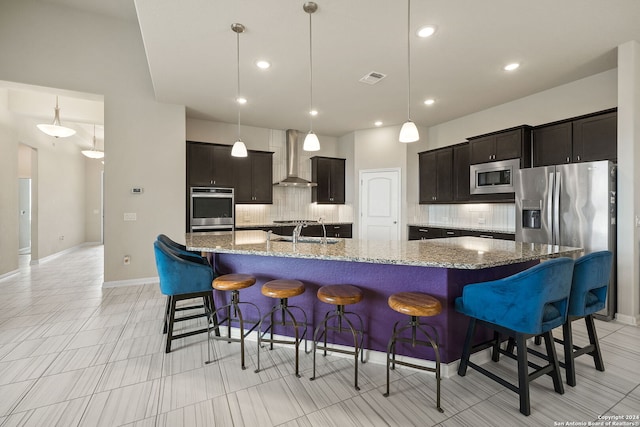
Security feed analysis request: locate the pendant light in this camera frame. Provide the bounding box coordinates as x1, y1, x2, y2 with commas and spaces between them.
303, 2, 320, 152
37, 96, 76, 138
231, 23, 248, 158
399, 0, 419, 143
81, 124, 104, 159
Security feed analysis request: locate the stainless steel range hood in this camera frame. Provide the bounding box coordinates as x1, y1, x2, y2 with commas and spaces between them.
274, 129, 317, 187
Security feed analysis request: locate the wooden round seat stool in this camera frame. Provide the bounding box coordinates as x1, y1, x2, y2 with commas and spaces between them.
213, 273, 256, 291
383, 291, 443, 413
206, 273, 260, 370
311, 284, 366, 390
256, 279, 308, 377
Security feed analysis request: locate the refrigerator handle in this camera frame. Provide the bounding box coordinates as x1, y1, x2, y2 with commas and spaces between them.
548, 172, 554, 241
553, 171, 561, 245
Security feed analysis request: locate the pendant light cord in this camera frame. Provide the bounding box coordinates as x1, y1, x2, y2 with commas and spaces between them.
236, 29, 242, 140
406, 0, 411, 121
308, 10, 314, 133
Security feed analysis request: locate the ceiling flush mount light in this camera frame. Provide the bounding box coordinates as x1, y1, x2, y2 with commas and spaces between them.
231, 23, 248, 158
399, 0, 419, 143
255, 60, 271, 69
37, 96, 76, 138
303, 2, 320, 152
81, 124, 104, 159
374, 121, 383, 127
416, 25, 436, 38
504, 62, 520, 71
424, 98, 435, 105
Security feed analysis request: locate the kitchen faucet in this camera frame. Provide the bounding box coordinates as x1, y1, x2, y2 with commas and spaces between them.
318, 217, 327, 244
292, 221, 307, 244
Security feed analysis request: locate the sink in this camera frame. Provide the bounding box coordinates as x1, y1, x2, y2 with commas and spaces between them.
271, 235, 340, 244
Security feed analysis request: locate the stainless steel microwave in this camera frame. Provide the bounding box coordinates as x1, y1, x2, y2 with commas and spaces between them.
470, 158, 520, 195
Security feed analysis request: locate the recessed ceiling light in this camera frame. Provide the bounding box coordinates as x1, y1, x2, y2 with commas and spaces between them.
374, 121, 383, 127
236, 97, 247, 104
256, 60, 271, 69
416, 25, 437, 38
424, 98, 435, 105
310, 109, 318, 116
504, 62, 520, 71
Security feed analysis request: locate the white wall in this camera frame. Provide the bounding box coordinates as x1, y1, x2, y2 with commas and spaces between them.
0, 1, 185, 283
616, 41, 640, 325
85, 158, 103, 243
0, 88, 19, 277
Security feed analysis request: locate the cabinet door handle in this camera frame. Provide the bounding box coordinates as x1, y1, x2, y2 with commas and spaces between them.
566, 156, 570, 163
576, 155, 581, 162
446, 231, 455, 235
418, 229, 429, 232
479, 234, 494, 239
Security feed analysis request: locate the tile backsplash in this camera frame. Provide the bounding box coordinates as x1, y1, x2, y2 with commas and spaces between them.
236, 129, 354, 226
411, 203, 515, 232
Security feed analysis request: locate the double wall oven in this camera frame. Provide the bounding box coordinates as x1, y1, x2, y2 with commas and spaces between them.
189, 187, 234, 232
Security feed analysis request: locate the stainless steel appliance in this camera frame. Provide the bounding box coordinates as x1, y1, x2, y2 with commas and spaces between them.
470, 158, 520, 195
516, 160, 617, 319
189, 187, 234, 232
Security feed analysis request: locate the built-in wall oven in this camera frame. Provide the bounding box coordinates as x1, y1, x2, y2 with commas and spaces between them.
189, 187, 234, 232
470, 158, 520, 195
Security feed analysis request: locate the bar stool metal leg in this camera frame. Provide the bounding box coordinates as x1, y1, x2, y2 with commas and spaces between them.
310, 305, 365, 390
255, 297, 308, 377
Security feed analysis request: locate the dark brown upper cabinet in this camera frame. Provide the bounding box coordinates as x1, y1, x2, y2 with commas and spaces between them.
468, 125, 532, 166
419, 147, 453, 203
234, 151, 274, 204
452, 143, 470, 202
186, 141, 273, 204
533, 109, 617, 167
311, 156, 346, 204
187, 142, 234, 187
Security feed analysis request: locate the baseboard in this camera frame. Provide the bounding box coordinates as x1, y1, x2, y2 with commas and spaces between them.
18, 247, 31, 255
102, 276, 159, 288
0, 269, 19, 281
30, 243, 97, 265
614, 313, 640, 326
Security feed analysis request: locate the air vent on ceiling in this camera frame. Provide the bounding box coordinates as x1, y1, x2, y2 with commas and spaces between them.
359, 71, 387, 85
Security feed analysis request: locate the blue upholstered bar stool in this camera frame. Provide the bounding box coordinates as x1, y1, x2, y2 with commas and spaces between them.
532, 251, 613, 386
383, 291, 444, 413
153, 239, 218, 353
206, 273, 260, 370
455, 257, 575, 416
255, 279, 308, 377
310, 284, 365, 390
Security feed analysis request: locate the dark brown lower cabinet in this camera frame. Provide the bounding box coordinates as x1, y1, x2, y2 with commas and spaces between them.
408, 226, 515, 241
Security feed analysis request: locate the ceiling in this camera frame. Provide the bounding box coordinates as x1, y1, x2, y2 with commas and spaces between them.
38, 0, 640, 137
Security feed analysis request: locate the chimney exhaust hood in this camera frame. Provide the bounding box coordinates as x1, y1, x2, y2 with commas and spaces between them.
274, 129, 317, 187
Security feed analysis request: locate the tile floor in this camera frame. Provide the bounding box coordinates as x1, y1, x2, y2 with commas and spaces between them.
0, 244, 638, 426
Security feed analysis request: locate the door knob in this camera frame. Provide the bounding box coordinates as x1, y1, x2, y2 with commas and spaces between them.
393, 221, 397, 224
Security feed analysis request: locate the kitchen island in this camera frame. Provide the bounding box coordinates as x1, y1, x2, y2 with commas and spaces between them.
186, 231, 581, 367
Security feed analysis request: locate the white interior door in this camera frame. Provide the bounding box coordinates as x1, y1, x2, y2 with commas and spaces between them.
359, 168, 401, 240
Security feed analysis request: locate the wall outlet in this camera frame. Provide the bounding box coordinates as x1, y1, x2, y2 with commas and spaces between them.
124, 212, 137, 221
478, 217, 486, 225
123, 255, 131, 265
59, 235, 64, 240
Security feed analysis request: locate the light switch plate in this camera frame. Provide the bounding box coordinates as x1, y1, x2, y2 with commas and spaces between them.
123, 212, 137, 221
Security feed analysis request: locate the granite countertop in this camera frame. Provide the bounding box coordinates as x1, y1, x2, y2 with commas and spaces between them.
185, 230, 581, 270
408, 224, 515, 234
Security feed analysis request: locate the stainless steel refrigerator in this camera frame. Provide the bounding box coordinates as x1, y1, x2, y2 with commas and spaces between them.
515, 160, 617, 320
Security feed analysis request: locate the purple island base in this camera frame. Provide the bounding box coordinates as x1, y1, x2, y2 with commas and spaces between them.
212, 253, 537, 364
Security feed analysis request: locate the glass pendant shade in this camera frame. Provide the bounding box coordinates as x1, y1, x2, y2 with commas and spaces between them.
37, 97, 76, 138
303, 131, 320, 151
231, 139, 248, 157
399, 120, 419, 143
81, 125, 104, 159
81, 149, 104, 159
